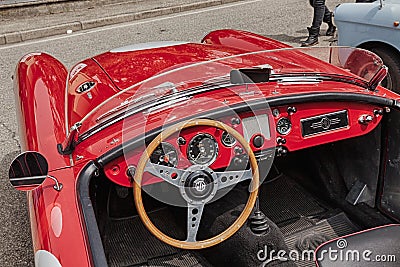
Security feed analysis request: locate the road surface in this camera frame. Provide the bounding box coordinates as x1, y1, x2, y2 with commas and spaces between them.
0, 0, 351, 265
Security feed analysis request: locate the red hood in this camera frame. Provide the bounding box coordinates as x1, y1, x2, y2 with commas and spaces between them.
92, 42, 343, 90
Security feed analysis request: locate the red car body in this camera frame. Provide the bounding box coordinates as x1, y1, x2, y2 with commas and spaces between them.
11, 29, 400, 266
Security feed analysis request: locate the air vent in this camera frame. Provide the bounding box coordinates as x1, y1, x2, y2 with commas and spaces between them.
301, 110, 349, 137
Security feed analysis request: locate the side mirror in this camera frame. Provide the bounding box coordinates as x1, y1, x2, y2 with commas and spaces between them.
8, 152, 61, 191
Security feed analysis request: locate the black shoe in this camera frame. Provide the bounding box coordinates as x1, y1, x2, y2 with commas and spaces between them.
326, 25, 336, 36
301, 36, 319, 47
307, 26, 321, 36
301, 27, 319, 47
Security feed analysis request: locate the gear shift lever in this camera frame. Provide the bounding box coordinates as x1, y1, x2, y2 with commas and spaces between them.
249, 196, 270, 235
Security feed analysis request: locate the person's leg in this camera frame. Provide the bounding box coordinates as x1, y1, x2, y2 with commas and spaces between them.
322, 4, 331, 23
322, 5, 336, 36
311, 0, 325, 30
302, 0, 325, 46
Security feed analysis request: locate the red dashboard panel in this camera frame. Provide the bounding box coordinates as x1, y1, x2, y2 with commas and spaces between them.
104, 101, 383, 187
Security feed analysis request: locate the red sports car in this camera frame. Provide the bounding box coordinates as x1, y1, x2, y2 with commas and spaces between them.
8, 29, 400, 267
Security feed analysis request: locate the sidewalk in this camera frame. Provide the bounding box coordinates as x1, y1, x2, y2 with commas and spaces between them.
0, 0, 242, 45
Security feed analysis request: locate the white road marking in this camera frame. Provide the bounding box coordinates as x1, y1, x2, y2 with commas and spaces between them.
0, 0, 262, 51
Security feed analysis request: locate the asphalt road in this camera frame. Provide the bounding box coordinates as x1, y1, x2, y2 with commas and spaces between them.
0, 0, 351, 265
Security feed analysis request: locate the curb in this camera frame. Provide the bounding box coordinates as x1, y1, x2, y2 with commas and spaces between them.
0, 0, 242, 45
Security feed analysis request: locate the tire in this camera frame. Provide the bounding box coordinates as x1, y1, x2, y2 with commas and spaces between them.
369, 47, 400, 93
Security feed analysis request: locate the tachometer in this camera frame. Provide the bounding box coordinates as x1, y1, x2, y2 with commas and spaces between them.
150, 142, 178, 167
187, 133, 218, 165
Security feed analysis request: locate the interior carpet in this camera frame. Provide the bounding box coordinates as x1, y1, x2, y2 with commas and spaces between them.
258, 176, 359, 267
146, 251, 212, 267
105, 207, 210, 267
259, 176, 330, 226
283, 213, 359, 267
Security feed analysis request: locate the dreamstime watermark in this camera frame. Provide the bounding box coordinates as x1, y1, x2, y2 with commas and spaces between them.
257, 238, 397, 266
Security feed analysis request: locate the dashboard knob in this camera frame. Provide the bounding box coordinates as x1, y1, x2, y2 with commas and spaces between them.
276, 137, 286, 145
287, 106, 297, 115
234, 157, 243, 165
374, 109, 384, 116
126, 165, 136, 179
234, 146, 244, 154
358, 114, 373, 125
253, 135, 265, 148
276, 146, 288, 156
231, 117, 241, 125
177, 136, 186, 145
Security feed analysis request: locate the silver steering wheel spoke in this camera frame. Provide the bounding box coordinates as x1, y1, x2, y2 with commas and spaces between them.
215, 169, 253, 191
186, 203, 205, 242
144, 162, 188, 187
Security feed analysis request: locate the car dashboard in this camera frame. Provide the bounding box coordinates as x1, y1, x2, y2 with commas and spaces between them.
104, 101, 383, 187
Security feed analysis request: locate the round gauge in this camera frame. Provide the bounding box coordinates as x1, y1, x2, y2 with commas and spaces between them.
150, 142, 178, 167
221, 131, 236, 147
276, 117, 292, 135
187, 133, 219, 166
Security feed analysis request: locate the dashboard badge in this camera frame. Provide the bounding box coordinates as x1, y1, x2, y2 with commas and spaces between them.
301, 110, 348, 137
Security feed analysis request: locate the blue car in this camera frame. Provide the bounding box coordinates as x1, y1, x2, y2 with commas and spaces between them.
335, 0, 400, 91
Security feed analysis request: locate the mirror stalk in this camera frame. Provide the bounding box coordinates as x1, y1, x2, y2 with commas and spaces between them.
47, 175, 63, 192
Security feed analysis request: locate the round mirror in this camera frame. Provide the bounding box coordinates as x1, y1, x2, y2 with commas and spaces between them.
8, 152, 48, 191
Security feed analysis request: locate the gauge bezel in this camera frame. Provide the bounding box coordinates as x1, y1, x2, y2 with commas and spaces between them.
221, 131, 237, 147
276, 117, 292, 135
187, 133, 219, 166
150, 142, 179, 167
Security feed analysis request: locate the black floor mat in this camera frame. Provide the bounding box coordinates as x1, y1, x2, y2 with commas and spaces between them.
283, 213, 359, 267
146, 251, 211, 267
104, 207, 210, 267
258, 176, 359, 267
259, 175, 329, 226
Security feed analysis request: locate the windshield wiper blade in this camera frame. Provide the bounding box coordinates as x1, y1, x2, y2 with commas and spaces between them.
96, 82, 178, 122
270, 73, 369, 89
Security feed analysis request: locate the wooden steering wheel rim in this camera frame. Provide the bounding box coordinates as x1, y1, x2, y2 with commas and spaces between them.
133, 118, 259, 249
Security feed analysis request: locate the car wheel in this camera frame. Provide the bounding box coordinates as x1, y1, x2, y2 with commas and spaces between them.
370, 47, 400, 93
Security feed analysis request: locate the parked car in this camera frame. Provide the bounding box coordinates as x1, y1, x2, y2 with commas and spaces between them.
8, 29, 400, 267
334, 0, 400, 91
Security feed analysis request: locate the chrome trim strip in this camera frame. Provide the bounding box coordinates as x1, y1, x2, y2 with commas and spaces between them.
10, 175, 47, 182
109, 41, 188, 53
64, 71, 70, 135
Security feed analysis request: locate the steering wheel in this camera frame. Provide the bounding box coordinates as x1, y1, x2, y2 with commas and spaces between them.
133, 118, 259, 249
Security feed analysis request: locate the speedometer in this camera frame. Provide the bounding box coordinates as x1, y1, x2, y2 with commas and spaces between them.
187, 133, 218, 166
